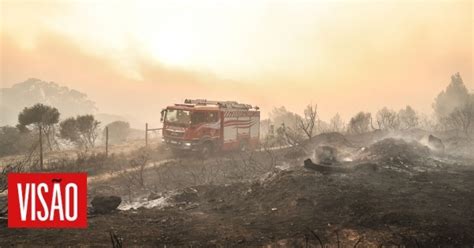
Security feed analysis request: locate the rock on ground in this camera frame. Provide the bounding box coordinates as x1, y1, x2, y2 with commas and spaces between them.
91, 195, 122, 214
428, 134, 445, 152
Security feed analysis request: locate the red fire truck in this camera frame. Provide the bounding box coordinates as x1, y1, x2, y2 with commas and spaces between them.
161, 99, 260, 156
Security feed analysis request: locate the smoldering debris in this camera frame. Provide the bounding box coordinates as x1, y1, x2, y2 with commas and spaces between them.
314, 146, 338, 165
428, 135, 445, 152
306, 132, 358, 164
303, 158, 352, 174
118, 196, 171, 211
358, 138, 430, 163
299, 135, 449, 175
354, 138, 448, 172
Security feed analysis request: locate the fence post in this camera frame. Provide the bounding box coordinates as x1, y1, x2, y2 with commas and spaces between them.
39, 125, 43, 170
145, 123, 148, 147
105, 126, 109, 157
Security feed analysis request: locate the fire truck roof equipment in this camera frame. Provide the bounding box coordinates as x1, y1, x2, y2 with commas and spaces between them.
183, 99, 256, 110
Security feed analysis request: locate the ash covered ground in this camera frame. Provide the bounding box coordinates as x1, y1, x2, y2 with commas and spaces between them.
1, 130, 474, 247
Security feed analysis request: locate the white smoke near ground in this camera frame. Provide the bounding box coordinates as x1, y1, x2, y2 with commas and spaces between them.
118, 195, 171, 211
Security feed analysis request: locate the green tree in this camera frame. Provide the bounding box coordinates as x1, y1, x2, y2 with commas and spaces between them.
348, 112, 372, 134
329, 113, 345, 133
60, 115, 100, 150
76, 115, 100, 148
105, 121, 130, 144
398, 106, 419, 130
433, 73, 470, 119
433, 73, 474, 134
17, 103, 60, 150
59, 118, 79, 142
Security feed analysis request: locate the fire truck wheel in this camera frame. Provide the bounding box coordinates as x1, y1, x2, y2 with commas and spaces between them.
200, 142, 213, 159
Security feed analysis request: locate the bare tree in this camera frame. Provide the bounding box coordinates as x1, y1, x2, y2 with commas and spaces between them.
375, 107, 399, 130
277, 122, 304, 146
329, 113, 345, 133
298, 104, 318, 140
315, 119, 331, 134
444, 100, 474, 137
419, 113, 436, 131
119, 148, 150, 198
129, 149, 150, 188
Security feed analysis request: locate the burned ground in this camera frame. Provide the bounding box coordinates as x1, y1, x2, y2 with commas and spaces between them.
1, 132, 474, 247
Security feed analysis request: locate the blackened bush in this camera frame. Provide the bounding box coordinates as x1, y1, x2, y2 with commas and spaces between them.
46, 152, 128, 175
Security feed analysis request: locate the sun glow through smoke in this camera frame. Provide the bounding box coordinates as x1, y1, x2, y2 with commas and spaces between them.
1, 0, 472, 124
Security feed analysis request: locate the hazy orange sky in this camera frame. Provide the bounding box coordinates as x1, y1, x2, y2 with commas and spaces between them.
1, 0, 473, 127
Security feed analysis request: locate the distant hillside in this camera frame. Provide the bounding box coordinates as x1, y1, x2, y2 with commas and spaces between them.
95, 113, 128, 127
0, 78, 97, 125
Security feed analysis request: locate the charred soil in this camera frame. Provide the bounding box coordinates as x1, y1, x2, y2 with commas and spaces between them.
1, 134, 474, 247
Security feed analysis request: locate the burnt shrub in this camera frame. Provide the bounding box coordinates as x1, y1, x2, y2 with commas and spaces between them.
45, 152, 128, 175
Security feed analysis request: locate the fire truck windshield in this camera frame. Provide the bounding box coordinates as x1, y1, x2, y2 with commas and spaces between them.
165, 109, 191, 126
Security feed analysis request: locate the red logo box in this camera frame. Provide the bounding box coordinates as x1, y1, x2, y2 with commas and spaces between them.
8, 173, 87, 228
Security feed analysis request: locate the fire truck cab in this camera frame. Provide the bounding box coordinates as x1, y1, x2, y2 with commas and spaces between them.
161, 99, 260, 156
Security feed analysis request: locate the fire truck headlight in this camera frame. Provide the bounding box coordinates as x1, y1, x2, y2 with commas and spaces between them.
184, 142, 192, 146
